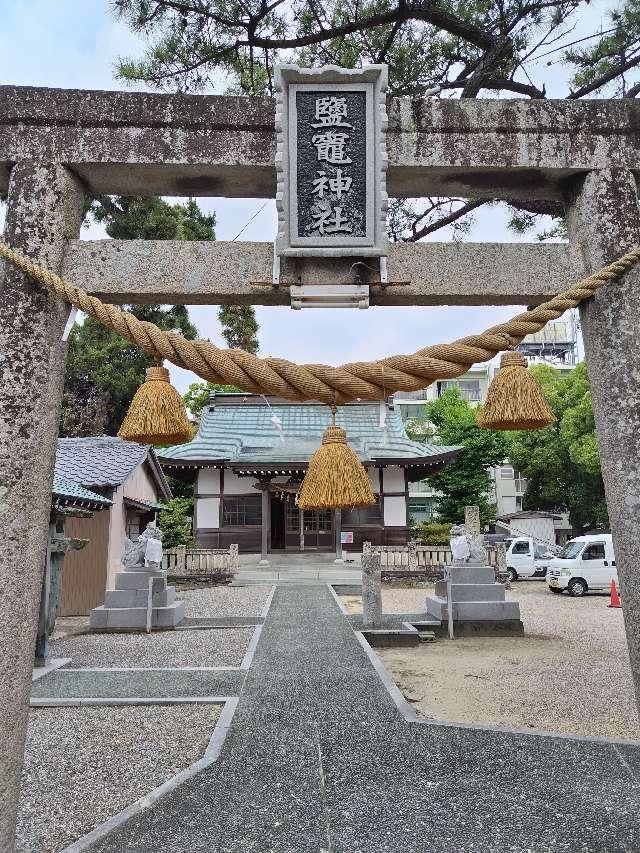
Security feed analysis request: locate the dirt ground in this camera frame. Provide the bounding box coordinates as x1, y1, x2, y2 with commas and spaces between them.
341, 583, 639, 740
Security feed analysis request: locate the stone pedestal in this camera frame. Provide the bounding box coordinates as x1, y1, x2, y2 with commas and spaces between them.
425, 565, 523, 633
90, 569, 184, 630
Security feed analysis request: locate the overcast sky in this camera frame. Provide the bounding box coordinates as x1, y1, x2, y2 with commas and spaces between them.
0, 0, 612, 391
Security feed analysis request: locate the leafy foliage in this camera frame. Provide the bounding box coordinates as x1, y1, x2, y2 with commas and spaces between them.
410, 521, 451, 545
158, 497, 195, 548
112, 0, 640, 239
567, 0, 640, 97
508, 363, 608, 533
63, 304, 198, 436
90, 196, 217, 240
218, 306, 260, 353
414, 389, 510, 527
183, 381, 240, 419
62, 195, 259, 435
62, 197, 207, 436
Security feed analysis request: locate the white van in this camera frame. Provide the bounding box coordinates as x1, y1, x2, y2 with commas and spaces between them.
505, 537, 556, 582
547, 534, 616, 597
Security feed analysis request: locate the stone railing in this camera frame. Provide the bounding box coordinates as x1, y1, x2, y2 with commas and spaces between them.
163, 545, 239, 580
363, 541, 497, 571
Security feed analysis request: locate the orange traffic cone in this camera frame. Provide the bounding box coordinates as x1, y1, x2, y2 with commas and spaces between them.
608, 579, 622, 609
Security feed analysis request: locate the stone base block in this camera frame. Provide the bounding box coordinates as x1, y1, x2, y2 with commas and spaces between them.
435, 619, 525, 637
448, 565, 496, 584
89, 600, 185, 631
104, 586, 176, 609
115, 570, 167, 590
434, 581, 505, 602
362, 630, 420, 648
426, 595, 521, 623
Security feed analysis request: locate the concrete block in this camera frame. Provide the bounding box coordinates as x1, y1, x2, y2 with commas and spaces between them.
106, 607, 148, 630
435, 620, 525, 637
115, 570, 166, 590
88, 607, 108, 630
448, 565, 495, 584
104, 586, 175, 609
434, 581, 505, 602
426, 596, 521, 623
153, 601, 185, 628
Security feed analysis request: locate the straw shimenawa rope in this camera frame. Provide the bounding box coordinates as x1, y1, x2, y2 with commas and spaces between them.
2, 240, 640, 405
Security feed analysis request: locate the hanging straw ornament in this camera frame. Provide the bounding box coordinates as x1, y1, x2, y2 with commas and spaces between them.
118, 364, 193, 446
297, 408, 375, 509
476, 351, 555, 431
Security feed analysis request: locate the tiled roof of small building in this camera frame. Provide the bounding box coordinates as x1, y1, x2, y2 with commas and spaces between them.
55, 437, 172, 499
158, 396, 460, 466
52, 475, 113, 509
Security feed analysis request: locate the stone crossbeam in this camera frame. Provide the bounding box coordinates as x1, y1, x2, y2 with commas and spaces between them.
2, 86, 640, 200
62, 239, 586, 306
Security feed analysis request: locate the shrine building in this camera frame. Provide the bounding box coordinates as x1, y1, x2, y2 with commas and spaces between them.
158, 393, 460, 554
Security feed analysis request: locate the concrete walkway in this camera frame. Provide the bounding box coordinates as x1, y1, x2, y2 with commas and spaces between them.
87, 585, 640, 852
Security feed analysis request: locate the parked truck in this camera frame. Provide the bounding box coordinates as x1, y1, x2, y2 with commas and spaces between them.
546, 534, 616, 597
504, 537, 557, 583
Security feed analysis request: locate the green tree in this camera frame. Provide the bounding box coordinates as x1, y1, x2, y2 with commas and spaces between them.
410, 521, 451, 545
508, 362, 608, 533
62, 196, 213, 436
158, 497, 195, 548
183, 381, 240, 419
63, 196, 259, 434
64, 303, 198, 436
90, 196, 217, 240
113, 0, 640, 238
415, 388, 510, 526
218, 306, 260, 354
91, 196, 260, 353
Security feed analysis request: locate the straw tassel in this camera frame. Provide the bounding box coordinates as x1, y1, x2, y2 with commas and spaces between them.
118, 364, 193, 446
298, 410, 375, 509
476, 351, 556, 431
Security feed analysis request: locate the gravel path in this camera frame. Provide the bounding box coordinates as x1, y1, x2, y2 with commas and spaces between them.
178, 585, 273, 619
364, 583, 639, 739
51, 627, 255, 669
17, 703, 221, 853
340, 586, 431, 615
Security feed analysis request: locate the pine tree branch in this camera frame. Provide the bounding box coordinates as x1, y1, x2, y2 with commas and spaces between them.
568, 51, 640, 98
407, 200, 486, 242
243, 5, 500, 52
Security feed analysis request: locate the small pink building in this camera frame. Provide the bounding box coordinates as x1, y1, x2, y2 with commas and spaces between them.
55, 437, 172, 615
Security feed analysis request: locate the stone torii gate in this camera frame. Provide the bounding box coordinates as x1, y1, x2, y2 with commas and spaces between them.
2, 85, 640, 846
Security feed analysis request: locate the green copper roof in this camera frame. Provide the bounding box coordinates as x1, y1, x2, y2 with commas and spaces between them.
158, 397, 460, 467
52, 475, 113, 509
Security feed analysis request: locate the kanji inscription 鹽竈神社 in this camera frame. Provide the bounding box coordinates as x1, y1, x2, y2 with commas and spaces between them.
275, 65, 388, 257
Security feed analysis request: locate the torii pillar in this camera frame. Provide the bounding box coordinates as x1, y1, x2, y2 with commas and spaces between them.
0, 162, 84, 848
565, 167, 640, 711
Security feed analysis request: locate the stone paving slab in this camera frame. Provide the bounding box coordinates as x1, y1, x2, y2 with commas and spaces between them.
31, 668, 244, 701
88, 720, 329, 853
317, 721, 640, 852
82, 585, 640, 853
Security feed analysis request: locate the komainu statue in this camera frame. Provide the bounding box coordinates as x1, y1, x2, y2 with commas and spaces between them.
121, 521, 164, 571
